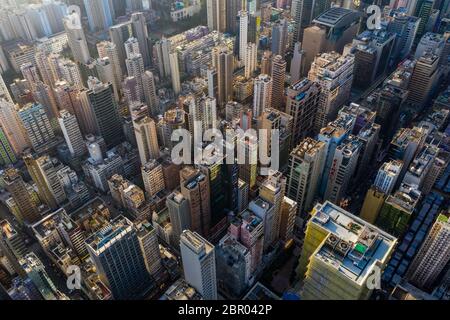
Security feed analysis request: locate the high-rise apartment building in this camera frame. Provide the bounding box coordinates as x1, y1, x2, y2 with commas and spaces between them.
0, 99, 30, 155
238, 10, 248, 62
253, 74, 272, 119
62, 12, 90, 64
58, 110, 86, 158
308, 52, 354, 133
271, 55, 287, 110
131, 12, 151, 67
18, 102, 55, 152
374, 160, 403, 195
407, 213, 450, 291
133, 115, 159, 165
141, 160, 165, 198
245, 42, 257, 79
180, 230, 217, 300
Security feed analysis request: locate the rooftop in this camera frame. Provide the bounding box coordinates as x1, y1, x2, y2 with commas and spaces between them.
309, 201, 397, 285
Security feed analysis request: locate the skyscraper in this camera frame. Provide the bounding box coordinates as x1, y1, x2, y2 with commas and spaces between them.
244, 42, 257, 79
253, 74, 272, 119
238, 10, 248, 62
167, 191, 191, 246
271, 19, 288, 57
407, 53, 441, 107
407, 213, 450, 291
86, 215, 151, 299
207, 0, 226, 32
286, 78, 321, 147
286, 138, 326, 228
180, 230, 217, 300
169, 52, 181, 95
18, 102, 55, 152
131, 12, 151, 67
142, 71, 159, 116
97, 41, 123, 96
270, 55, 287, 110
133, 115, 159, 165
2, 168, 40, 224
0, 99, 30, 155
83, 0, 114, 32
109, 21, 134, 72
62, 11, 90, 64
83, 77, 124, 148
212, 46, 234, 106
58, 109, 86, 158
24, 154, 66, 210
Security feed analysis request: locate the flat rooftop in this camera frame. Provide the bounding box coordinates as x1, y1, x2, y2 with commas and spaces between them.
309, 201, 397, 285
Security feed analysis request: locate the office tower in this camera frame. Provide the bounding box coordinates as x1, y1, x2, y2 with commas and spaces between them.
238, 10, 248, 62
180, 230, 217, 300
286, 138, 326, 227
24, 155, 66, 210
238, 136, 258, 189
237, 179, 249, 213
290, 42, 304, 83
20, 253, 66, 300
133, 115, 159, 165
407, 53, 440, 107
17, 102, 55, 152
142, 71, 158, 116
167, 192, 191, 246
387, 11, 420, 62
415, 0, 434, 41
96, 57, 120, 101
86, 216, 151, 299
388, 127, 426, 181
0, 99, 30, 155
109, 21, 133, 72
245, 42, 257, 79
58, 110, 86, 158
302, 7, 360, 75
97, 41, 123, 95
308, 52, 354, 132
83, 0, 114, 32
376, 183, 421, 237
131, 12, 151, 67
346, 30, 395, 90
286, 79, 321, 147
374, 160, 403, 195
141, 160, 165, 197
212, 46, 234, 106
216, 234, 251, 298
2, 168, 40, 224
136, 220, 162, 277
180, 167, 211, 237
84, 77, 124, 148
62, 12, 90, 64
247, 13, 260, 44
169, 52, 181, 95
226, 0, 242, 33
207, 0, 226, 32
407, 213, 450, 291
259, 171, 286, 247
298, 201, 397, 300
323, 135, 362, 205
0, 127, 16, 165
270, 55, 287, 110
126, 53, 145, 101
271, 19, 288, 57
253, 74, 272, 118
